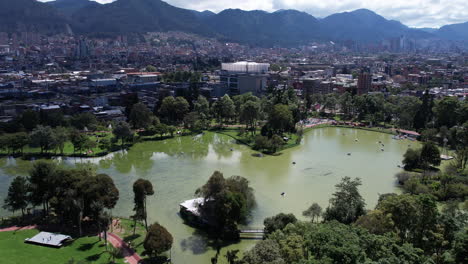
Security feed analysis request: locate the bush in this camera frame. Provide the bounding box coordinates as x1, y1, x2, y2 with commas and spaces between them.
395, 172, 415, 185
264, 213, 297, 234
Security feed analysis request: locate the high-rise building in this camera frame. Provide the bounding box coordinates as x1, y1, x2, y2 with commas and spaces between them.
219, 62, 269, 96
357, 72, 372, 95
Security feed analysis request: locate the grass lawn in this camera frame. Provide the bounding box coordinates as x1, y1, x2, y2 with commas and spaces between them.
215, 128, 301, 153
0, 132, 116, 158
112, 218, 147, 256
0, 229, 124, 264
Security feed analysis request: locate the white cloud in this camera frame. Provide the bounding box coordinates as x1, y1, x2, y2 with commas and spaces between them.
40, 0, 468, 28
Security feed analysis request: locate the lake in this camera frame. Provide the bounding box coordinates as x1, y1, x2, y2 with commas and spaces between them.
0, 127, 417, 263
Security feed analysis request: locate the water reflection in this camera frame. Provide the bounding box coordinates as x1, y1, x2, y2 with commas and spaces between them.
0, 128, 419, 264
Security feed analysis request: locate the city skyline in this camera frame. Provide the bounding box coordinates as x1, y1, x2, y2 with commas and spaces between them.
40, 0, 468, 28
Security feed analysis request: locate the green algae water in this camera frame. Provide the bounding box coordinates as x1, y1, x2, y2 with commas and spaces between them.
0, 128, 418, 263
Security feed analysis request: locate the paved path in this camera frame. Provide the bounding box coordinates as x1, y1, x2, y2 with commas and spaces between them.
0, 225, 37, 232
106, 232, 142, 264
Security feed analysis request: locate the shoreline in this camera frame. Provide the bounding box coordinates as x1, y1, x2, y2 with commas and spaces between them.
0, 124, 407, 160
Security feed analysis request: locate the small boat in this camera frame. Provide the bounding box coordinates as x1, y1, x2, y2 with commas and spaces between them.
355, 139, 359, 142
347, 153, 351, 156
281, 192, 286, 197
292, 162, 296, 165
381, 148, 384, 151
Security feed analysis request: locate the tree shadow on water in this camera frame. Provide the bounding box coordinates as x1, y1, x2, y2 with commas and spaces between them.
179, 229, 238, 255
140, 256, 168, 264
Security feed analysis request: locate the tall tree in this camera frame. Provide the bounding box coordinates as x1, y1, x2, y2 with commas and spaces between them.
30, 125, 56, 154
70, 113, 98, 130
323, 177, 366, 224
413, 91, 434, 130
302, 203, 322, 223
132, 179, 154, 231
3, 176, 29, 217
113, 122, 133, 148
28, 161, 57, 216
129, 102, 154, 129
434, 96, 460, 128
240, 100, 260, 134
53, 127, 69, 154
143, 222, 173, 257
268, 104, 293, 135
420, 141, 441, 168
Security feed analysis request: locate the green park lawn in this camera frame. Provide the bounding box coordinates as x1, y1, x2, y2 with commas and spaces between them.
112, 218, 147, 256
0, 132, 115, 157
217, 128, 301, 153
0, 229, 124, 264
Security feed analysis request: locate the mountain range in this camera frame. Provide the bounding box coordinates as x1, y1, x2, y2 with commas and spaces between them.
1, 0, 467, 46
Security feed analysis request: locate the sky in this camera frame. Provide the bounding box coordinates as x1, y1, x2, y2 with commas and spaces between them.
40, 0, 468, 28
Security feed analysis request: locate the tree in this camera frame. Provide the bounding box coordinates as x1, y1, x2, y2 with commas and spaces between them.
242, 239, 285, 264
413, 90, 434, 130
30, 125, 56, 154
268, 104, 293, 135
19, 110, 39, 131
302, 203, 322, 222
3, 176, 29, 217
395, 96, 421, 129
212, 95, 236, 126
420, 141, 441, 168
145, 65, 157, 72
113, 122, 133, 148
376, 194, 439, 250
264, 213, 297, 234
240, 100, 260, 134
70, 113, 97, 131
28, 161, 57, 215
339, 92, 354, 118
151, 123, 168, 139
225, 250, 240, 264
453, 228, 468, 264
195, 171, 255, 239
403, 148, 422, 170
8, 132, 30, 154
133, 179, 154, 231
269, 135, 284, 153
159, 96, 189, 124
53, 127, 69, 154
434, 96, 460, 128
355, 209, 394, 235
70, 130, 88, 154
194, 95, 210, 118
323, 177, 366, 224
184, 112, 203, 132
159, 96, 177, 123
253, 135, 271, 152
129, 103, 153, 129
144, 222, 173, 257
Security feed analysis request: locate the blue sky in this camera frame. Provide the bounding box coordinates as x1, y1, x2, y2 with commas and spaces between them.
41, 0, 468, 28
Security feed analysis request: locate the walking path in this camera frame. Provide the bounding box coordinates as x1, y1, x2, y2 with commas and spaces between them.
0, 225, 37, 232
106, 232, 142, 264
